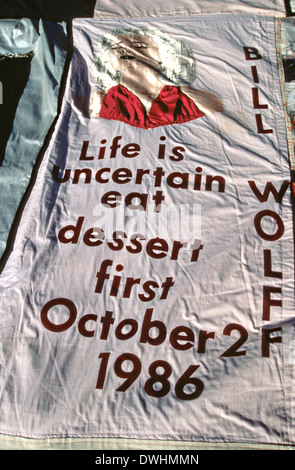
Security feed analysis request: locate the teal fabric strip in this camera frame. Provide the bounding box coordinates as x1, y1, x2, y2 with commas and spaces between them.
0, 19, 68, 261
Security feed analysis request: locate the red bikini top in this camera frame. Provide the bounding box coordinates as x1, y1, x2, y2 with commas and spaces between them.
99, 84, 204, 129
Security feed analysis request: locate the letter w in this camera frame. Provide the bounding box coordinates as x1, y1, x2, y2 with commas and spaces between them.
248, 180, 290, 203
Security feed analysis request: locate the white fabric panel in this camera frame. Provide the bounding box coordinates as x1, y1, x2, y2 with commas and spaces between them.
0, 13, 294, 448
94, 0, 287, 18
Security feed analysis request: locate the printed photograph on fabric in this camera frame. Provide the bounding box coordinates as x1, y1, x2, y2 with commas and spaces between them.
89, 27, 223, 128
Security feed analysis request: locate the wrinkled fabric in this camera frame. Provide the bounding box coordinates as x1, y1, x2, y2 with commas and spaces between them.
0, 13, 294, 448
0, 19, 68, 261
94, 0, 287, 18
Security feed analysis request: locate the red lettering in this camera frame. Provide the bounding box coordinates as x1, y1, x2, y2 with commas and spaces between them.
263, 249, 283, 279
79, 140, 94, 160
254, 209, 284, 241
40, 297, 77, 333
243, 47, 262, 60
139, 308, 167, 346
249, 180, 290, 203
262, 286, 282, 321
255, 114, 273, 134
252, 87, 268, 109
261, 327, 282, 357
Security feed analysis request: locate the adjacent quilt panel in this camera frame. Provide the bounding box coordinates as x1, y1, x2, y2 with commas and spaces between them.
0, 19, 68, 261
94, 0, 288, 18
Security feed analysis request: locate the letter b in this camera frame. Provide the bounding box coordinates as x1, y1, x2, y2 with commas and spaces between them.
140, 308, 167, 346
243, 47, 262, 60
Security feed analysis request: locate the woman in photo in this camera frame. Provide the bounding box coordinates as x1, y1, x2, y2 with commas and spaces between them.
89, 27, 223, 129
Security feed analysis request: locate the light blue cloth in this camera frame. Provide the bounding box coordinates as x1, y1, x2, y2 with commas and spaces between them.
0, 19, 68, 262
